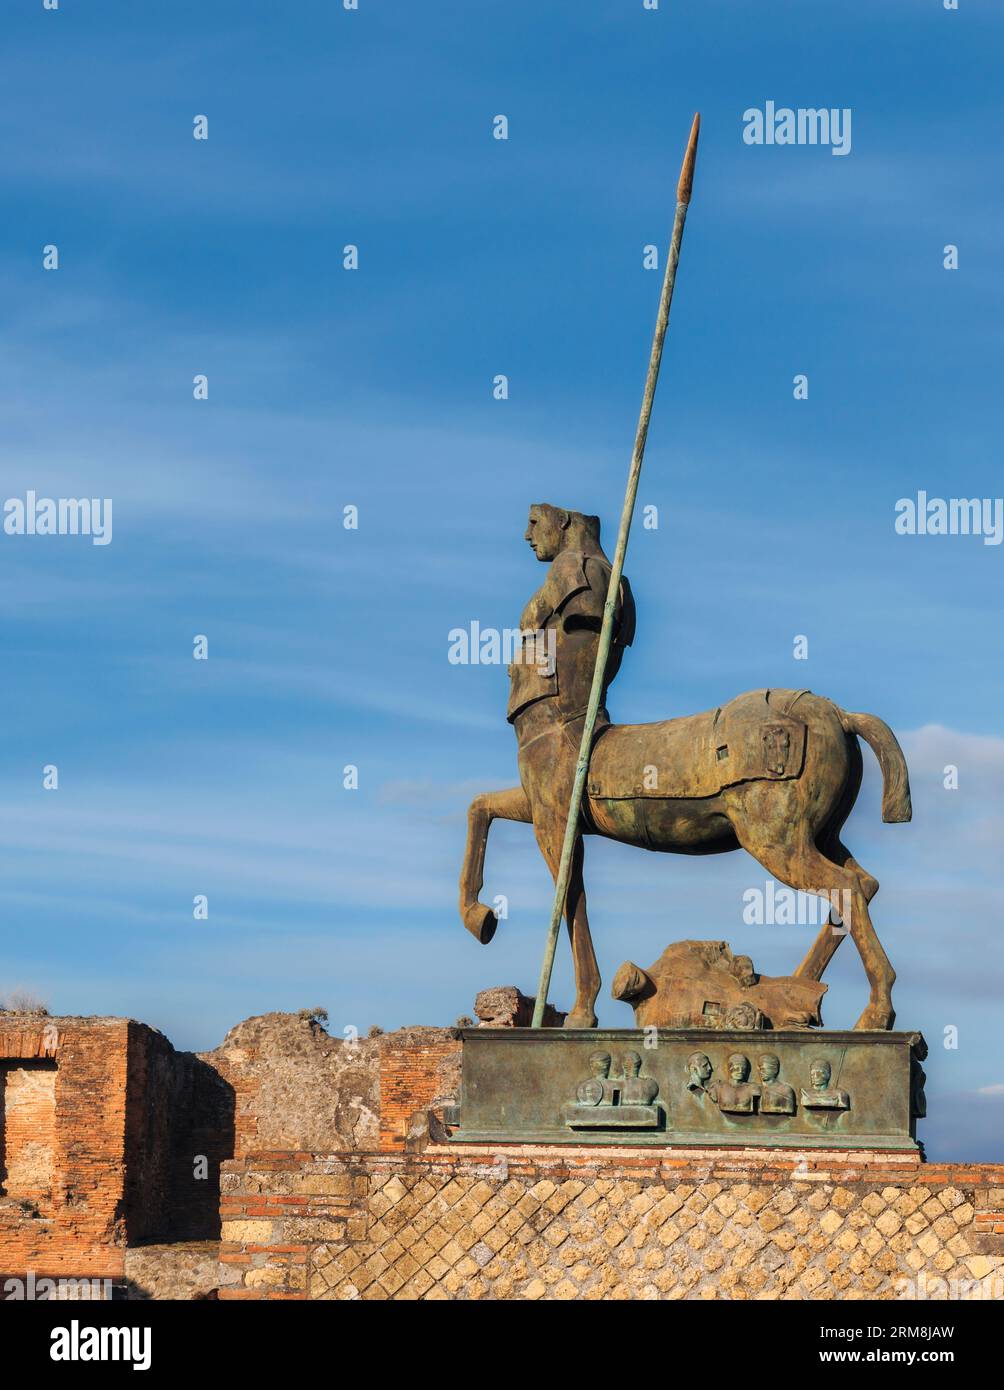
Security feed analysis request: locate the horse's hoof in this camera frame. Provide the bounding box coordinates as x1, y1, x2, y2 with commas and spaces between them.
563, 1011, 597, 1030
462, 902, 497, 944
854, 1004, 894, 1030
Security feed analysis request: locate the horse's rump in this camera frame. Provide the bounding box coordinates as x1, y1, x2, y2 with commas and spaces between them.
586, 688, 809, 800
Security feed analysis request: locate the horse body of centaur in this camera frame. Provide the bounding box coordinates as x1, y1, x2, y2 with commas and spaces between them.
459, 685, 911, 1031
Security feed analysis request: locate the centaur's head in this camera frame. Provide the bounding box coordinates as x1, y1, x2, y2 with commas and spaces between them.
524, 503, 601, 561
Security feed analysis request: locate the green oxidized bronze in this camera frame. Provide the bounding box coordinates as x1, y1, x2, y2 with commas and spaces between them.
452, 1029, 927, 1152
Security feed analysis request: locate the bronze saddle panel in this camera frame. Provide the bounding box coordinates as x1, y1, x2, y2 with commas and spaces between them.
587, 688, 808, 801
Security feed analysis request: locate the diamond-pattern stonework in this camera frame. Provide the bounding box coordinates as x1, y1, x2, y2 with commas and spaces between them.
218, 1152, 1004, 1300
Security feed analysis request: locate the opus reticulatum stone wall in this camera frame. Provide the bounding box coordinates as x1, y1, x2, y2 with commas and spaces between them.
219, 1147, 1004, 1301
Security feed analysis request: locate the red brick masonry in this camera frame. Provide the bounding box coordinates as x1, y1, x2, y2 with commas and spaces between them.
378, 1035, 460, 1151
0, 1019, 129, 1281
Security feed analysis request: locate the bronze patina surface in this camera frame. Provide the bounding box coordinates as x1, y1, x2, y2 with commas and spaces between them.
611, 940, 827, 1031
450, 1028, 927, 1152
459, 503, 912, 1031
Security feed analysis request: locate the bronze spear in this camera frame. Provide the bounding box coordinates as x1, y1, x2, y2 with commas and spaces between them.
531, 113, 701, 1029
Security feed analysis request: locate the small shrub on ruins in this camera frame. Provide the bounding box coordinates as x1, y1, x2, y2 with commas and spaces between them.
0, 989, 49, 1015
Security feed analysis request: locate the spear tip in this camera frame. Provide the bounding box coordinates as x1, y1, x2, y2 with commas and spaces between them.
676, 111, 701, 205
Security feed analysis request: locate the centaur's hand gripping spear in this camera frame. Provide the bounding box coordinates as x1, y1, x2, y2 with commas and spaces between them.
531, 113, 701, 1029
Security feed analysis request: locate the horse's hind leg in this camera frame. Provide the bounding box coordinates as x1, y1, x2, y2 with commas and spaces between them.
459, 786, 531, 943
738, 827, 895, 1030
830, 865, 895, 1029
534, 819, 599, 1029
794, 829, 879, 983
792, 737, 879, 984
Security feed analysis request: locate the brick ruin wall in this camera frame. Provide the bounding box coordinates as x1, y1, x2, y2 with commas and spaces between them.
1, 1018, 130, 1283
0, 1011, 459, 1295
2, 1063, 57, 1208
219, 1150, 1004, 1302
377, 1031, 461, 1151
124, 1020, 236, 1245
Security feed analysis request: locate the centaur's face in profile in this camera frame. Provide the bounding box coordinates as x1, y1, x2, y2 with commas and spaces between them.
524, 504, 568, 562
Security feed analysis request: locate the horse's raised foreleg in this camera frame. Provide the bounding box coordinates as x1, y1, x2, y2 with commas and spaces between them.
459, 786, 531, 943
533, 819, 600, 1029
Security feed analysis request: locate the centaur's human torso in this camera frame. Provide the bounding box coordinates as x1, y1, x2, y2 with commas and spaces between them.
507, 529, 634, 824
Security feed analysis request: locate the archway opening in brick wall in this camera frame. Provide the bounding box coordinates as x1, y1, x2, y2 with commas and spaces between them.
0, 1060, 57, 1210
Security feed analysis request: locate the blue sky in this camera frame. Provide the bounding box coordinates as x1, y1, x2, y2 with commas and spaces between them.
1, 1, 1002, 1161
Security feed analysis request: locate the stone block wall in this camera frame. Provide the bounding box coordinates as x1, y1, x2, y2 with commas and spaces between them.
218, 1153, 369, 1298
218, 1148, 1004, 1301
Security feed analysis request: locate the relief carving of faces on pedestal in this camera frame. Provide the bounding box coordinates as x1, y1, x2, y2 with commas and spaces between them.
715, 1053, 760, 1114
800, 1057, 850, 1110
575, 1051, 612, 1106
728, 1053, 749, 1083
620, 1050, 659, 1106
756, 1053, 796, 1115
563, 1049, 662, 1131
686, 1051, 714, 1095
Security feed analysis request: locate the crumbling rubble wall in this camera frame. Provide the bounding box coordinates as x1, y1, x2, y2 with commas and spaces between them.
198, 1013, 382, 1155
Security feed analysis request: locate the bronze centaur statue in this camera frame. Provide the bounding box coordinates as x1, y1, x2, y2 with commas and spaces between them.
459, 504, 912, 1031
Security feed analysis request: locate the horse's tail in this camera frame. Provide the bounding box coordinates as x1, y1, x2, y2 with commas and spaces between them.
838, 710, 912, 823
